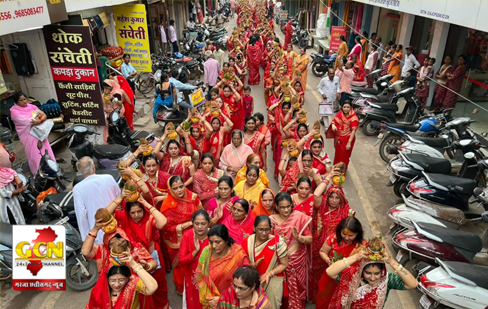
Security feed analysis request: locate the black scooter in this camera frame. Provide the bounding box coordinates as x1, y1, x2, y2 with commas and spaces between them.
408, 158, 488, 211
107, 107, 154, 151
65, 124, 134, 170
358, 87, 422, 136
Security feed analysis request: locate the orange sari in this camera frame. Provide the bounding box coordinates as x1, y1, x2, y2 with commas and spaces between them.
195, 244, 250, 308
251, 188, 275, 218
161, 178, 201, 294
387, 51, 403, 82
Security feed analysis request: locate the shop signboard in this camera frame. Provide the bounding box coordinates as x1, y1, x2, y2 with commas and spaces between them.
354, 0, 488, 32
43, 25, 105, 125
0, 72, 6, 95
114, 4, 152, 73
0, 0, 67, 36
330, 26, 346, 53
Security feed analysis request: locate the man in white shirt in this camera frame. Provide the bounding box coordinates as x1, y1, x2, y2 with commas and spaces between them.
317, 68, 340, 129
213, 43, 226, 69
186, 18, 195, 30
168, 20, 178, 53
73, 157, 120, 245
401, 46, 420, 79
160, 19, 167, 53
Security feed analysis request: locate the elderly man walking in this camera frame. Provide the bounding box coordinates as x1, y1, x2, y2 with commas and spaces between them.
204, 51, 221, 98
73, 157, 120, 245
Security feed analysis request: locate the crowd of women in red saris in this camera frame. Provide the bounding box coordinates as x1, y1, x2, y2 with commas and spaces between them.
80, 0, 375, 308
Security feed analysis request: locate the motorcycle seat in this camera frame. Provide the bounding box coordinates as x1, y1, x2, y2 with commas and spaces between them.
403, 154, 451, 174
370, 103, 398, 111
386, 122, 421, 132
417, 222, 482, 255
425, 173, 477, 194
93, 144, 130, 160
129, 130, 151, 141
443, 261, 488, 290
411, 136, 449, 148
352, 87, 379, 95
44, 191, 74, 212
0, 222, 13, 248
185, 60, 199, 67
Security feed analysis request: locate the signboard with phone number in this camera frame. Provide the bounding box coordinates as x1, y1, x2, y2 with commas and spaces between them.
0, 0, 68, 36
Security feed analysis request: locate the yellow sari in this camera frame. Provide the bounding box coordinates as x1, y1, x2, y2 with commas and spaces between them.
235, 165, 270, 188
234, 179, 266, 208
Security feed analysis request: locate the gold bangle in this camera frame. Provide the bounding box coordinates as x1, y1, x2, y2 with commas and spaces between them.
394, 264, 404, 274
343, 257, 350, 268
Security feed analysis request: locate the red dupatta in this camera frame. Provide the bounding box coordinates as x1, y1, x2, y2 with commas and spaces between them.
86, 268, 142, 309
222, 213, 255, 245
326, 111, 359, 141
141, 169, 171, 210
329, 259, 389, 309
292, 194, 315, 217
159, 143, 193, 183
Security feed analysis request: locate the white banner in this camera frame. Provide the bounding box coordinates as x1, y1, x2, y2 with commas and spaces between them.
0, 1, 51, 36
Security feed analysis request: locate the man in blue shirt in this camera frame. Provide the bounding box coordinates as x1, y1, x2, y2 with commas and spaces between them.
121, 53, 137, 92
169, 68, 195, 110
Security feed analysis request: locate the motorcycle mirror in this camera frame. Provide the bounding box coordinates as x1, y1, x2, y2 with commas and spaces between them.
473, 187, 484, 197
37, 140, 42, 150
481, 132, 488, 138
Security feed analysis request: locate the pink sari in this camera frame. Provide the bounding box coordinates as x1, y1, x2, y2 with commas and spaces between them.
219, 137, 254, 182
270, 211, 312, 309
207, 196, 240, 224
10, 103, 55, 174
244, 131, 266, 168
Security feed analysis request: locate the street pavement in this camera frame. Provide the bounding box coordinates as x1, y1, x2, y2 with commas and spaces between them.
0, 16, 421, 309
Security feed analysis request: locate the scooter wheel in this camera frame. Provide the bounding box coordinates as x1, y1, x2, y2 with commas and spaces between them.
362, 119, 379, 136
393, 181, 409, 198
379, 133, 403, 163
66, 259, 98, 291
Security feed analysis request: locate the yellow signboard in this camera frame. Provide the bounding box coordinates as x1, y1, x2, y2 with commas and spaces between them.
113, 4, 152, 73
190, 88, 206, 107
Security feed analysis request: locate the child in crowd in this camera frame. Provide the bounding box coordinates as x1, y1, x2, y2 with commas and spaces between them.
242, 86, 254, 118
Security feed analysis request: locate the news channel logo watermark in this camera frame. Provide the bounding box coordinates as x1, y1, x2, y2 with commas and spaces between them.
13, 225, 66, 291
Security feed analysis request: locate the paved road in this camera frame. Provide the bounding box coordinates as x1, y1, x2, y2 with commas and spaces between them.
0, 17, 422, 309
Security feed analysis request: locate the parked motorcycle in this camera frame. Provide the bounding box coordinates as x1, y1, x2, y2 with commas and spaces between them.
358, 87, 422, 136
310, 52, 337, 77
0, 217, 98, 291
377, 109, 453, 163
417, 258, 488, 309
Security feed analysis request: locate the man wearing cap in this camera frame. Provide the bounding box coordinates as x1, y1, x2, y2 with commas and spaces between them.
401, 46, 420, 79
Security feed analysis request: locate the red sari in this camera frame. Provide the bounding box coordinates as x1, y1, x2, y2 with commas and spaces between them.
87, 228, 155, 309
247, 43, 262, 85
284, 21, 293, 47
222, 213, 255, 245
159, 147, 194, 188
192, 168, 224, 210
312, 185, 354, 302
279, 157, 319, 194
270, 211, 312, 309
244, 130, 266, 167
207, 196, 240, 224
204, 125, 225, 167
326, 110, 359, 172
114, 210, 169, 309
316, 234, 365, 308
221, 91, 244, 131
179, 228, 209, 309
116, 75, 135, 130
217, 287, 271, 309
292, 194, 314, 217
161, 183, 201, 294
141, 170, 171, 210
443, 65, 467, 109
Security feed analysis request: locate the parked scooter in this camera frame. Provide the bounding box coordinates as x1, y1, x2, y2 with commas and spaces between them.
0, 217, 98, 290
387, 139, 485, 197
107, 107, 154, 151
64, 124, 136, 170
417, 258, 488, 309
408, 157, 488, 210
358, 87, 423, 136
351, 70, 392, 98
